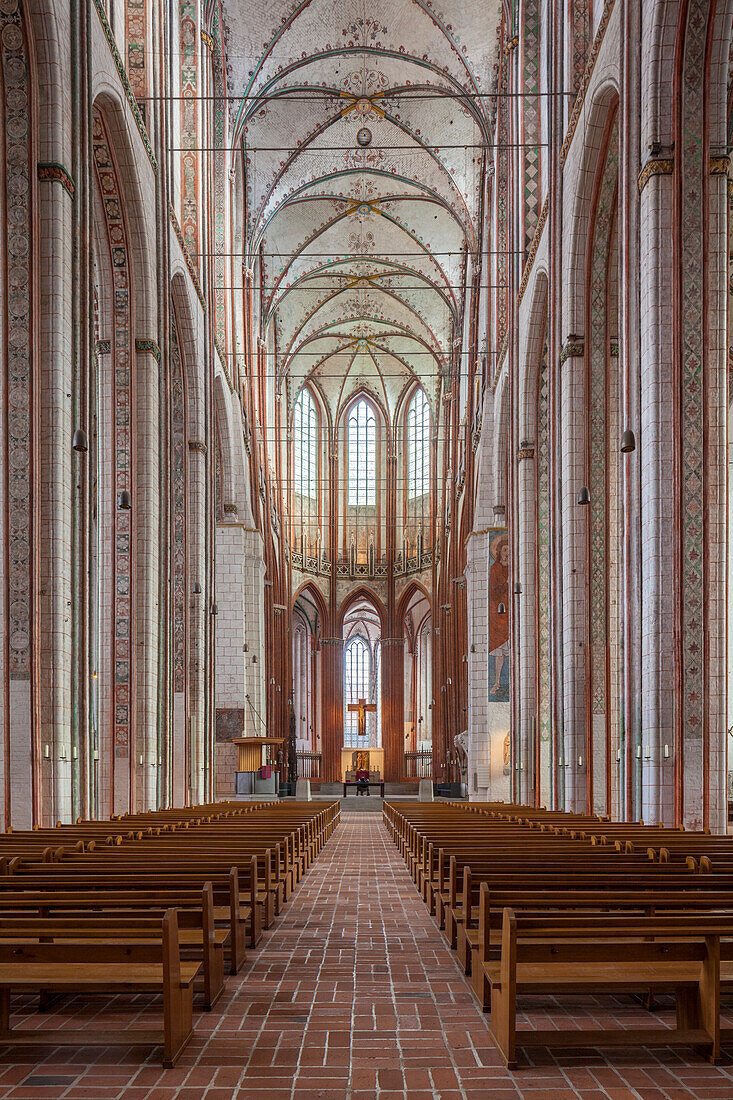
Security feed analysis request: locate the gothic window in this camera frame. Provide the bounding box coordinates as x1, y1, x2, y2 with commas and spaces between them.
293, 387, 317, 499
347, 399, 376, 506
344, 636, 371, 743
407, 388, 430, 499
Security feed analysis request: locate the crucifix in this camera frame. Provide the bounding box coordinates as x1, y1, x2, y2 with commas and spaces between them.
347, 698, 377, 738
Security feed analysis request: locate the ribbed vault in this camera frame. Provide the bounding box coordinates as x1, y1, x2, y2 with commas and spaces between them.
221, 0, 502, 423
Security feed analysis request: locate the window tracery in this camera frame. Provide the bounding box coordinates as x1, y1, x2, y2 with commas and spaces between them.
348, 399, 376, 507
293, 387, 318, 500
407, 388, 430, 499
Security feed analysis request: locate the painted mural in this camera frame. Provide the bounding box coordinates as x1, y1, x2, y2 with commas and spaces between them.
488, 529, 510, 703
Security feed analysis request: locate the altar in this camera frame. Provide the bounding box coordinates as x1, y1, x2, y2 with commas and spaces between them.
340, 747, 384, 782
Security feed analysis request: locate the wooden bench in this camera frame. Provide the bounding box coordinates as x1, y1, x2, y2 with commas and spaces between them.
0, 909, 199, 1067
0, 873, 248, 974
487, 907, 725, 1067
0, 881, 224, 1010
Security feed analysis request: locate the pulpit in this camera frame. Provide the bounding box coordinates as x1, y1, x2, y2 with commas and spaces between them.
232, 737, 284, 798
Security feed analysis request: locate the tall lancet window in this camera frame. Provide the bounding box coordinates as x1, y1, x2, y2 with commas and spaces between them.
293, 387, 318, 499
407, 388, 430, 498
348, 399, 376, 506
344, 636, 371, 746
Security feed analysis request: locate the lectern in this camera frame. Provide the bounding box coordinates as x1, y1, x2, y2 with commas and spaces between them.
232, 737, 284, 797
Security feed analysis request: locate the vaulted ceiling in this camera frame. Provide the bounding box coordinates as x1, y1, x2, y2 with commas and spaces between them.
221, 0, 502, 423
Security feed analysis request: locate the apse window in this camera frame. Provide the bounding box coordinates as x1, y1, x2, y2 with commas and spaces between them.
293, 387, 317, 499
344, 636, 371, 743
348, 399, 376, 506
407, 388, 430, 498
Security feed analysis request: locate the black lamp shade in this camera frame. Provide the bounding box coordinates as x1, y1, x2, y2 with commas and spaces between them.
620, 428, 636, 453
577, 485, 591, 505
497, 602, 507, 615
72, 428, 88, 453
117, 490, 132, 510
192, 583, 202, 595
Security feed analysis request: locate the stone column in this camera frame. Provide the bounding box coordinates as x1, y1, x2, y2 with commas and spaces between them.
558, 337, 588, 813
516, 443, 537, 804
39, 169, 74, 826
134, 342, 161, 812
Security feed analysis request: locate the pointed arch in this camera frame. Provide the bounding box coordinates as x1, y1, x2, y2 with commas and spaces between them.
336, 586, 388, 635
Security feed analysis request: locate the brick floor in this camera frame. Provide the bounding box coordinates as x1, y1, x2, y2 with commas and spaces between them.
0, 815, 733, 1097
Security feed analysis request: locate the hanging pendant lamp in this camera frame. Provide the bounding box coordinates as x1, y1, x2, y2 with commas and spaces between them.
620, 429, 636, 453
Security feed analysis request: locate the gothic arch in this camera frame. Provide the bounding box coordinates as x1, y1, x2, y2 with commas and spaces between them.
396, 580, 432, 624
518, 271, 549, 444
492, 365, 511, 512
564, 84, 620, 336
213, 374, 237, 512
292, 580, 330, 636
336, 587, 388, 635
90, 92, 156, 334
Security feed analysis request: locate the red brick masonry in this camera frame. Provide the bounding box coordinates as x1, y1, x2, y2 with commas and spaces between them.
0, 815, 732, 1098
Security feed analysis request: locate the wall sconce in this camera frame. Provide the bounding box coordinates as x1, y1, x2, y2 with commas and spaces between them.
139, 754, 144, 766
192, 583, 202, 595
72, 428, 88, 453
93, 749, 99, 761
636, 744, 642, 758
497, 602, 506, 615
117, 490, 132, 510
664, 744, 670, 759
514, 583, 522, 595
441, 685, 446, 693
269, 678, 276, 686
446, 678, 452, 686
616, 748, 621, 763
577, 485, 591, 505
44, 744, 50, 759
59, 746, 67, 761
72, 746, 77, 760
578, 755, 583, 767
620, 429, 636, 453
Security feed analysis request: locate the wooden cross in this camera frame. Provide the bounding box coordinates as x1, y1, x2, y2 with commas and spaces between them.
347, 697, 377, 737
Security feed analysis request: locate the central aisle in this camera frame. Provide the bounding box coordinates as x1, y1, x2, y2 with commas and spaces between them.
241, 811, 503, 1097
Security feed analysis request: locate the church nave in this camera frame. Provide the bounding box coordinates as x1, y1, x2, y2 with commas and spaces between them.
0, 813, 729, 1099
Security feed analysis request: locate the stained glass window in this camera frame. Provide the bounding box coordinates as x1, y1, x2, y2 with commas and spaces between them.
347, 399, 376, 506
293, 388, 317, 499
407, 388, 430, 499
344, 637, 371, 745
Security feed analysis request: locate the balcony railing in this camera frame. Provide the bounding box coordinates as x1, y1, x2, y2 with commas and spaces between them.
404, 750, 433, 779
295, 751, 322, 779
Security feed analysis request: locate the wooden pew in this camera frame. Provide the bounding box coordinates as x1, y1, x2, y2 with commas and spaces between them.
487, 908, 725, 1068
0, 882, 224, 1010
0, 909, 198, 1067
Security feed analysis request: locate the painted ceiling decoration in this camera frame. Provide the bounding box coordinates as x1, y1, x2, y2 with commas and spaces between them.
221, 0, 502, 421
